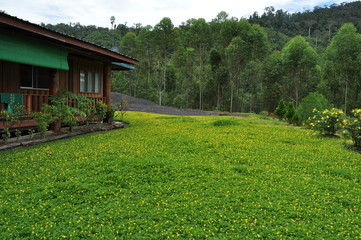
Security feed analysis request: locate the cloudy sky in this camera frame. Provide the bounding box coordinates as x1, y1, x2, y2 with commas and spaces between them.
1, 0, 354, 28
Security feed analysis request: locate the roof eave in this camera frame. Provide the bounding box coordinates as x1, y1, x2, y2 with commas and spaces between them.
0, 13, 139, 65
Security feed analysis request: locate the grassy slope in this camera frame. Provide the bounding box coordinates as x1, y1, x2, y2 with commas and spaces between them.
0, 112, 360, 239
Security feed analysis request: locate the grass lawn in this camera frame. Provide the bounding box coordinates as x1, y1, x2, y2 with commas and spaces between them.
0, 112, 360, 239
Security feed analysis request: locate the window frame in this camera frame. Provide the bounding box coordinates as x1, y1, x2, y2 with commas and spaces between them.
20, 64, 51, 90
79, 70, 101, 94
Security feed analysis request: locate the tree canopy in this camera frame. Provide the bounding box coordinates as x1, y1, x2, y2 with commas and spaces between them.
43, 1, 361, 113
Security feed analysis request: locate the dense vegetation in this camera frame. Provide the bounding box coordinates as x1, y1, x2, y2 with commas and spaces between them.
41, 1, 361, 113
0, 112, 360, 239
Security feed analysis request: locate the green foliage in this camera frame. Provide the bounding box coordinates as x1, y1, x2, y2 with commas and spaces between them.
32, 112, 51, 137
285, 101, 296, 124
15, 129, 21, 143
212, 118, 240, 126
39, 91, 94, 131
0, 104, 26, 128
281, 35, 320, 106
105, 105, 116, 123
1, 128, 10, 144
308, 108, 344, 135
38, 3, 361, 114
94, 101, 108, 120
28, 129, 35, 140
296, 92, 331, 125
0, 112, 360, 239
275, 99, 287, 119
115, 98, 128, 122
340, 109, 361, 147
324, 23, 361, 112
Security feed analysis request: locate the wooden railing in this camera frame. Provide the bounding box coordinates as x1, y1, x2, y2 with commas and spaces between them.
23, 94, 107, 113
24, 94, 49, 113
1, 94, 108, 130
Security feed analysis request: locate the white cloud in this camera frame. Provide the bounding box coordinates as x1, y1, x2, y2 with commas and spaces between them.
1, 0, 354, 27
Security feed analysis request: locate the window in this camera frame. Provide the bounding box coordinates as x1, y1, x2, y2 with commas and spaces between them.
20, 64, 51, 89
79, 70, 101, 93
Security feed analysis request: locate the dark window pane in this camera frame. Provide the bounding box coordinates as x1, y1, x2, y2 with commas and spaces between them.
20, 65, 32, 88
36, 67, 50, 89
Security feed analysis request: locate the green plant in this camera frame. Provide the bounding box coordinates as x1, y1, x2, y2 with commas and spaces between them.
213, 118, 239, 126
15, 129, 21, 143
32, 112, 51, 137
285, 101, 296, 124
94, 101, 108, 120
28, 129, 35, 140
308, 108, 344, 135
43, 94, 88, 132
0, 104, 25, 128
1, 128, 11, 144
58, 89, 92, 116
340, 109, 361, 147
116, 98, 128, 121
296, 92, 331, 125
275, 99, 287, 120
1, 112, 360, 239
105, 105, 116, 124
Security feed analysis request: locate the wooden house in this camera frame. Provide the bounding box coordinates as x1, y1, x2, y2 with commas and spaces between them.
0, 13, 138, 129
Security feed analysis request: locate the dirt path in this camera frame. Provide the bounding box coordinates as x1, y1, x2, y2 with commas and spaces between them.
111, 92, 249, 117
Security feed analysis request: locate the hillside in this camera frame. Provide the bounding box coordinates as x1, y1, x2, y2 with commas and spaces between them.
42, 1, 361, 114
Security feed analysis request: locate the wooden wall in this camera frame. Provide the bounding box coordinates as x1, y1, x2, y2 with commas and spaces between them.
0, 56, 105, 98
68, 55, 104, 99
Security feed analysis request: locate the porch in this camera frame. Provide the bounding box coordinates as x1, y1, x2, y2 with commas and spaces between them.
0, 93, 108, 130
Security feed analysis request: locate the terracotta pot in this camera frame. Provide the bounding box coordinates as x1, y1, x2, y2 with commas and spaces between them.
50, 120, 62, 133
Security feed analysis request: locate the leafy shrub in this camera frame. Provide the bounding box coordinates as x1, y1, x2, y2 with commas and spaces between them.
285, 102, 296, 124
275, 99, 287, 120
296, 92, 330, 125
105, 105, 116, 124
116, 98, 128, 122
0, 104, 26, 128
94, 101, 108, 120
213, 119, 239, 126
28, 129, 35, 140
32, 112, 51, 137
308, 108, 344, 135
259, 110, 269, 116
42, 93, 90, 132
15, 129, 21, 143
340, 109, 361, 147
1, 128, 11, 144
258, 110, 271, 120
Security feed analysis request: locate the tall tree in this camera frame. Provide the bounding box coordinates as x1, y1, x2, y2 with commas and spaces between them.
185, 18, 211, 109
225, 37, 246, 112
324, 23, 361, 112
263, 51, 286, 112
153, 17, 177, 105
281, 35, 320, 107
110, 16, 115, 30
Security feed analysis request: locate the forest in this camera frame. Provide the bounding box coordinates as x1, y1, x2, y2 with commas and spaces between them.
41, 1, 361, 115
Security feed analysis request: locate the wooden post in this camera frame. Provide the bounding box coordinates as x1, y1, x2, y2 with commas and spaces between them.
103, 63, 112, 106
49, 70, 60, 96
25, 95, 31, 114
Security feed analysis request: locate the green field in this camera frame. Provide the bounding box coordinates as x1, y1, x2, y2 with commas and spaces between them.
0, 112, 360, 239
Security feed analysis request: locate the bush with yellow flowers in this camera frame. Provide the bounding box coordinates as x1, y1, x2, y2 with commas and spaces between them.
308, 108, 344, 135
340, 109, 361, 147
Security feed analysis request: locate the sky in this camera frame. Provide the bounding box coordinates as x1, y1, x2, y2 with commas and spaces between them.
0, 0, 355, 28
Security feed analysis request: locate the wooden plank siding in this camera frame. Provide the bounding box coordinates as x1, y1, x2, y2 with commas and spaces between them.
69, 55, 104, 97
